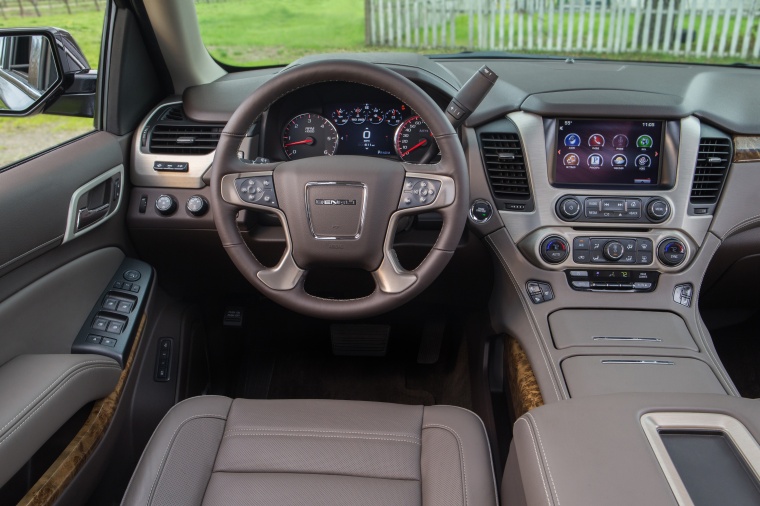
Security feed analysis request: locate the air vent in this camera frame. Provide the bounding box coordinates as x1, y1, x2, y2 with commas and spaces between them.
480, 132, 531, 200
690, 137, 731, 204
161, 106, 185, 122
147, 105, 224, 155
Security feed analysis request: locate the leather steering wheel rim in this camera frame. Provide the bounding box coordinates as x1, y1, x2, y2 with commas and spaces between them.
210, 59, 468, 319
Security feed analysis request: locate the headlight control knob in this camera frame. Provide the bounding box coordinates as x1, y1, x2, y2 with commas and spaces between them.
155, 195, 177, 216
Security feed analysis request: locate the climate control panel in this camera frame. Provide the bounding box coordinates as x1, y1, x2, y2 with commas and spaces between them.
556, 195, 671, 223
571, 237, 654, 265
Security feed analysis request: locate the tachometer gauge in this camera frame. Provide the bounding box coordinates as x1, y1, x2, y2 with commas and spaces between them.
369, 107, 385, 125
385, 108, 402, 127
331, 108, 349, 126
350, 104, 369, 125
395, 115, 436, 163
282, 113, 339, 160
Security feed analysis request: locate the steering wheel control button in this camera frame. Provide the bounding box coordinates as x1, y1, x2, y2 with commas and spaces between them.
557, 197, 581, 220
186, 195, 209, 216
155, 195, 177, 216
469, 200, 493, 223
658, 238, 687, 266
399, 177, 442, 209
526, 281, 554, 304
123, 270, 141, 282
235, 176, 278, 208
673, 283, 694, 307
646, 199, 671, 222
540, 236, 569, 264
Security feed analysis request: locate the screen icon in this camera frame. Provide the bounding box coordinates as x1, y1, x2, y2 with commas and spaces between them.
564, 133, 581, 147
612, 134, 629, 148
635, 154, 652, 169
563, 153, 580, 166
588, 134, 605, 147
636, 135, 653, 148
587, 154, 604, 168
612, 154, 627, 168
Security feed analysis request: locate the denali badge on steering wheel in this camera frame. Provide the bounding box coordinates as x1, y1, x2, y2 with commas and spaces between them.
315, 199, 357, 205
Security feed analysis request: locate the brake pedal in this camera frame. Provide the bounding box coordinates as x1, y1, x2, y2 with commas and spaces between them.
330, 324, 389, 357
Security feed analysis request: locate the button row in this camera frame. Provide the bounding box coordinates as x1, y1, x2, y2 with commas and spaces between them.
113, 280, 140, 293
571, 281, 652, 290
86, 334, 117, 347
526, 280, 554, 304
586, 198, 642, 219
91, 316, 125, 334
572, 237, 653, 265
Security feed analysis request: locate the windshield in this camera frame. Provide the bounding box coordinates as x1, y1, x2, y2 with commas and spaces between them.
197, 0, 760, 67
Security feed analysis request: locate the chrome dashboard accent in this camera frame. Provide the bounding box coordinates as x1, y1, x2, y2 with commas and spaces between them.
593, 336, 662, 342
131, 100, 217, 189
601, 360, 675, 365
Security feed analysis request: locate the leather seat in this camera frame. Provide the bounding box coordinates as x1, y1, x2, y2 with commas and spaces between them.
122, 396, 498, 506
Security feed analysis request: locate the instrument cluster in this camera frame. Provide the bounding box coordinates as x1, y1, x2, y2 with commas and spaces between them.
281, 101, 437, 163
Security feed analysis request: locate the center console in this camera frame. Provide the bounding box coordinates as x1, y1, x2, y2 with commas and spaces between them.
470, 111, 738, 404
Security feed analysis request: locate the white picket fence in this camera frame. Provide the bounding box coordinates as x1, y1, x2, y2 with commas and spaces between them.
367, 0, 760, 59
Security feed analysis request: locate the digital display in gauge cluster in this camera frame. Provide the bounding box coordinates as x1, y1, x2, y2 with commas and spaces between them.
328, 102, 411, 157
555, 119, 664, 186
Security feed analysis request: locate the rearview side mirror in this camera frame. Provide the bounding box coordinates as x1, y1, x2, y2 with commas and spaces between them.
0, 28, 96, 117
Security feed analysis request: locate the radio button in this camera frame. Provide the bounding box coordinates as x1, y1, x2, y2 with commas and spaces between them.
601, 199, 625, 212
625, 199, 642, 210
585, 198, 601, 211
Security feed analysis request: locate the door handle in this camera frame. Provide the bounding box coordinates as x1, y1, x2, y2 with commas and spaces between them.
76, 203, 110, 231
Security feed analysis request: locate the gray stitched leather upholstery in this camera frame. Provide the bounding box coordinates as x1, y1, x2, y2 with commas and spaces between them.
122, 397, 498, 506
0, 354, 121, 486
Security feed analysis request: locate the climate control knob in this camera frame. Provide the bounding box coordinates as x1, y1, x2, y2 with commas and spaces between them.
646, 199, 671, 222
658, 238, 687, 266
603, 241, 625, 261
540, 236, 569, 264
557, 197, 582, 220
155, 194, 177, 216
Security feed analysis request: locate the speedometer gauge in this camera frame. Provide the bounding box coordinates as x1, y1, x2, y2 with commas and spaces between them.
394, 115, 437, 163
282, 113, 339, 160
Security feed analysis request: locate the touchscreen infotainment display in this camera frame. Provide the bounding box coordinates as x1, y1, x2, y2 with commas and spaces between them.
554, 119, 663, 186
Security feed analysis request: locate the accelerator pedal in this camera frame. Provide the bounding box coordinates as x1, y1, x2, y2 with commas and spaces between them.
330, 324, 389, 357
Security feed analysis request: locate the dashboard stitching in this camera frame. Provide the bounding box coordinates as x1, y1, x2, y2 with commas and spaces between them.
485, 234, 563, 401
516, 417, 553, 506
525, 413, 561, 506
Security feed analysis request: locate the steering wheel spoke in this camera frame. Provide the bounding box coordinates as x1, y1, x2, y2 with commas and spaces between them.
257, 250, 306, 291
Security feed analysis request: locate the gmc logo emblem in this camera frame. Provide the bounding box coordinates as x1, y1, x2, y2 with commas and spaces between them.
315, 199, 357, 206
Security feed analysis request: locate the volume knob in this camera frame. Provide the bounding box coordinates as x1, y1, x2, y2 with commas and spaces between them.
557, 197, 582, 220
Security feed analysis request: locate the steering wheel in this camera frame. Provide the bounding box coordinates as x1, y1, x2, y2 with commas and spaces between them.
210, 59, 468, 320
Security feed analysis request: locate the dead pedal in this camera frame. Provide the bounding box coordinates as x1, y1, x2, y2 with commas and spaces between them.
330, 324, 389, 357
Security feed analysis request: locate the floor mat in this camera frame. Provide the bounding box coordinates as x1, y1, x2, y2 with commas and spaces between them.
711, 312, 760, 398
231, 302, 472, 408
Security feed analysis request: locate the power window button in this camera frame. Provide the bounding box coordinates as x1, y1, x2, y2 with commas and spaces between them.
92, 318, 108, 331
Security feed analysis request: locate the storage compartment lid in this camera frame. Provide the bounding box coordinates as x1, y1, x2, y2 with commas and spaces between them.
549, 309, 697, 351
562, 355, 726, 397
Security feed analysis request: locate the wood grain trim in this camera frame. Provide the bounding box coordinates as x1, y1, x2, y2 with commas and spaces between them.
506, 336, 544, 419
734, 136, 760, 163
18, 315, 147, 506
